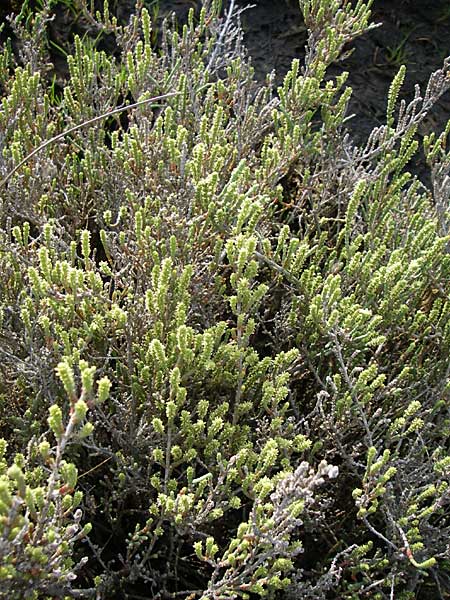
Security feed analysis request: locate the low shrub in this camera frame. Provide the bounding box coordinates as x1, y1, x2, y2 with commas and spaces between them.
0, 0, 449, 598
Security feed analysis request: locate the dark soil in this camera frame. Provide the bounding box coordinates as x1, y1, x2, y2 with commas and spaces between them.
0, 2, 449, 597
2, 1, 449, 166
237, 0, 450, 181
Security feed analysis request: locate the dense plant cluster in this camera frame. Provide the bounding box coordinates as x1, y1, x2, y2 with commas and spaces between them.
0, 0, 449, 598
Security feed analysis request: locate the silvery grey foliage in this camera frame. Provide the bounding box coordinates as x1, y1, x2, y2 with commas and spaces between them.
0, 0, 449, 598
